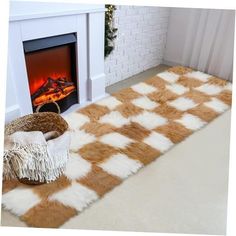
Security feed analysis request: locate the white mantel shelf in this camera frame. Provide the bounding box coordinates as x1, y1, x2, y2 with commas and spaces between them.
10, 1, 105, 21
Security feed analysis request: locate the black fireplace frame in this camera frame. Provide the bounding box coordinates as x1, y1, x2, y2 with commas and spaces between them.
23, 33, 78, 113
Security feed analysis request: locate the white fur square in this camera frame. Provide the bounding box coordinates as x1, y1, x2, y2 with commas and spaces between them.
166, 83, 189, 95
70, 130, 96, 151
204, 98, 229, 113
96, 96, 122, 110
99, 153, 143, 179
131, 82, 157, 95
131, 111, 167, 130
143, 131, 174, 153
224, 83, 232, 91
64, 113, 90, 130
168, 97, 197, 111
175, 114, 207, 131
64, 153, 92, 180
131, 96, 159, 110
49, 182, 98, 212
99, 111, 130, 128
195, 84, 223, 95
185, 71, 211, 82
99, 132, 134, 149
156, 71, 179, 83
2, 187, 41, 216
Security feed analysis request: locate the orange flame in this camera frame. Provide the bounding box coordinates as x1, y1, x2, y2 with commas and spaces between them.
31, 75, 76, 107
29, 73, 68, 95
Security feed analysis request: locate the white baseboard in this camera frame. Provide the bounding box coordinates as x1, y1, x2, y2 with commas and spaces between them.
88, 73, 106, 101
5, 105, 21, 124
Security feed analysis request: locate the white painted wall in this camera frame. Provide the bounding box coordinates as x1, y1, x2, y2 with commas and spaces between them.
105, 6, 170, 86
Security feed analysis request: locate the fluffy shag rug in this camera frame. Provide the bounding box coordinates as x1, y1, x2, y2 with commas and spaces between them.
2, 66, 232, 228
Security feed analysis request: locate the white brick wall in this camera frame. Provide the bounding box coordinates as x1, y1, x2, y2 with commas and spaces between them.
105, 6, 170, 86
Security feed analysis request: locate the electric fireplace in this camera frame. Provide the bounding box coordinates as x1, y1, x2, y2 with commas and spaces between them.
6, 3, 106, 124
23, 33, 78, 113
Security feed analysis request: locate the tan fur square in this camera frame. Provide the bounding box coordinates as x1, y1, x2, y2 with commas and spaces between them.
208, 77, 228, 86
178, 76, 204, 88
154, 121, 192, 144
168, 66, 192, 75
115, 103, 143, 118
188, 104, 219, 122
112, 87, 141, 102
78, 104, 109, 121
79, 141, 118, 164
32, 175, 71, 199
116, 122, 151, 141
78, 165, 122, 197
122, 142, 161, 165
145, 76, 167, 90
183, 90, 211, 103
2, 179, 22, 194
215, 90, 232, 106
81, 122, 116, 137
21, 200, 77, 228
153, 103, 183, 120
147, 90, 178, 103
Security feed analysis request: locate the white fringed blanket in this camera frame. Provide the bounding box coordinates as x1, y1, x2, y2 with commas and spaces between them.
3, 130, 70, 182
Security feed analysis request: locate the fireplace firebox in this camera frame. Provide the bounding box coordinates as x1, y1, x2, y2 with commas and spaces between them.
23, 33, 78, 113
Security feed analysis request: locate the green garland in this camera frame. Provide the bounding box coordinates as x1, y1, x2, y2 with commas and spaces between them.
105, 4, 118, 58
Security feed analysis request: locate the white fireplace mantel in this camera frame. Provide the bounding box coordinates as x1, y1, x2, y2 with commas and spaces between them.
6, 1, 106, 123
9, 2, 106, 21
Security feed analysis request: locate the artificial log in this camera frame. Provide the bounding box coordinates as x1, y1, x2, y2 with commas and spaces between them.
31, 77, 75, 101
31, 77, 76, 106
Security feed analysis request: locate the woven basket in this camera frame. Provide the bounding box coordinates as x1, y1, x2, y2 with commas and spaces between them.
4, 112, 69, 185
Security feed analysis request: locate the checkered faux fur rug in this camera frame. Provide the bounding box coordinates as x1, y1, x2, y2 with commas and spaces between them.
2, 66, 232, 228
